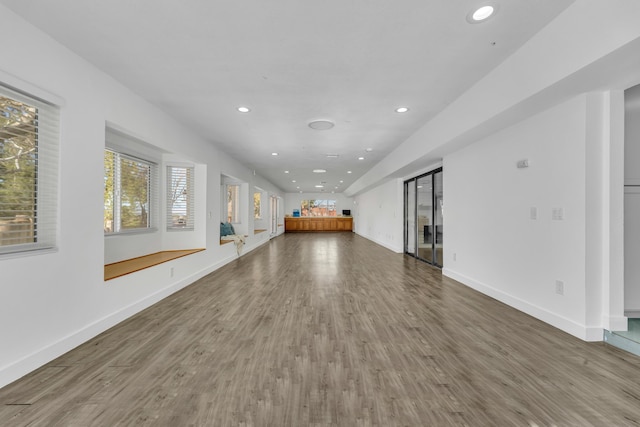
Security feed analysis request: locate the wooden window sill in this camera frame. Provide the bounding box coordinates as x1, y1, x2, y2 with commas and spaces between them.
104, 249, 204, 281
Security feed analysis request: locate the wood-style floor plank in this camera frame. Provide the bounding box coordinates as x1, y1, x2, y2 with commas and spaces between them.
2, 233, 640, 426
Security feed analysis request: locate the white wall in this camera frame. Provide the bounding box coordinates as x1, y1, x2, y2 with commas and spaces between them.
353, 179, 403, 253
0, 6, 283, 388
625, 84, 640, 314
444, 96, 594, 339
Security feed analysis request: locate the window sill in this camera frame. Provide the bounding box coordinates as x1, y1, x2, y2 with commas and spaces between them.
104, 248, 204, 281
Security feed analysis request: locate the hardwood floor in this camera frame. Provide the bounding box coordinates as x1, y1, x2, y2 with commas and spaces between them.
2, 233, 640, 426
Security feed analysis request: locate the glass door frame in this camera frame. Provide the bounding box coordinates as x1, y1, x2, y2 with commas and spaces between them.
404, 167, 443, 267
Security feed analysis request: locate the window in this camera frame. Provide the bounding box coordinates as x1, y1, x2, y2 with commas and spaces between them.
104, 149, 157, 234
300, 200, 337, 217
0, 86, 59, 255
227, 184, 240, 223
254, 191, 261, 219
167, 165, 194, 230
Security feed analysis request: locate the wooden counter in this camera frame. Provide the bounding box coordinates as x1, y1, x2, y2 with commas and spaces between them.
285, 216, 352, 232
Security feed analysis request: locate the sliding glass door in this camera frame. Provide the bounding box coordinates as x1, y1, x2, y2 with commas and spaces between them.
404, 168, 443, 267
405, 180, 416, 256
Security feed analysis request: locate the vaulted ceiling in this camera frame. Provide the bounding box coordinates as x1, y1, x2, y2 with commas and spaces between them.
1, 0, 575, 194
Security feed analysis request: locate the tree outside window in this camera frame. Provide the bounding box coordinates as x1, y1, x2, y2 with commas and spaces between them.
299, 200, 337, 217
0, 96, 37, 246
104, 149, 153, 233
254, 191, 261, 219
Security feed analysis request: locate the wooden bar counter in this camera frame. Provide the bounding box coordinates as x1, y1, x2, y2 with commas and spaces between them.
285, 216, 352, 232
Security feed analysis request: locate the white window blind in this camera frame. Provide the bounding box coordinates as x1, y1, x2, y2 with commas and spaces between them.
227, 184, 239, 223
167, 165, 194, 230
104, 147, 157, 234
0, 85, 59, 255
254, 191, 261, 219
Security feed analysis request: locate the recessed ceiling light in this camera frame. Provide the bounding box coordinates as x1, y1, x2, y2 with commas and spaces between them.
284, 170, 289, 174
271, 152, 278, 156
296, 186, 300, 189
326, 154, 339, 159
315, 185, 324, 188
292, 180, 296, 183
339, 180, 343, 183
309, 120, 335, 130
313, 169, 327, 173
358, 157, 365, 160
467, 4, 497, 23
237, 106, 251, 113
347, 171, 352, 174
395, 107, 409, 113
365, 148, 373, 152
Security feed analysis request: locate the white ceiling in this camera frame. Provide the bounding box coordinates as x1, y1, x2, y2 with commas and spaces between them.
1, 0, 575, 194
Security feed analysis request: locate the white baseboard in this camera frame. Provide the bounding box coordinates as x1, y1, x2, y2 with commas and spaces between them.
354, 231, 403, 253
0, 238, 272, 389
442, 268, 603, 342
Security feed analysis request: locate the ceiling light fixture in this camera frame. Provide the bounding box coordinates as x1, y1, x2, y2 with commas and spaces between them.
284, 170, 289, 174
326, 154, 339, 159
467, 4, 497, 23
271, 152, 278, 156
237, 106, 251, 113
339, 180, 343, 183
292, 180, 296, 183
365, 148, 373, 152
395, 107, 409, 113
313, 169, 327, 173
358, 157, 365, 160
315, 185, 324, 188
309, 120, 335, 130
347, 171, 352, 174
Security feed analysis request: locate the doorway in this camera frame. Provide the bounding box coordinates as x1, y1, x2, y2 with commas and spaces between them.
404, 168, 443, 267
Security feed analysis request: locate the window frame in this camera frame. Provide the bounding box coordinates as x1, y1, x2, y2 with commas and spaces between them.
226, 183, 240, 224
166, 164, 195, 231
299, 199, 337, 217
104, 147, 158, 235
0, 84, 59, 256
254, 190, 262, 220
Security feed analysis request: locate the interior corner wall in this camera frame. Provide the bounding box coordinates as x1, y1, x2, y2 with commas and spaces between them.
443, 95, 593, 340
352, 179, 403, 253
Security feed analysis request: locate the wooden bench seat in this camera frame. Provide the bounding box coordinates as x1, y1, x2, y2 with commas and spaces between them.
104, 249, 205, 281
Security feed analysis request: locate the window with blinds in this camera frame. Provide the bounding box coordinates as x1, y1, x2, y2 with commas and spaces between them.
227, 184, 240, 223
104, 149, 157, 234
167, 165, 194, 230
0, 86, 59, 255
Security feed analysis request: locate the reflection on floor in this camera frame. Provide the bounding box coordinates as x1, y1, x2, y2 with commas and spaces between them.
605, 318, 640, 357
417, 247, 443, 266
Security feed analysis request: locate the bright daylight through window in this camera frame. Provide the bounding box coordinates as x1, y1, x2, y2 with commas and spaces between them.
227, 184, 240, 223
0, 87, 58, 255
104, 149, 155, 234
300, 200, 337, 217
167, 165, 194, 230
